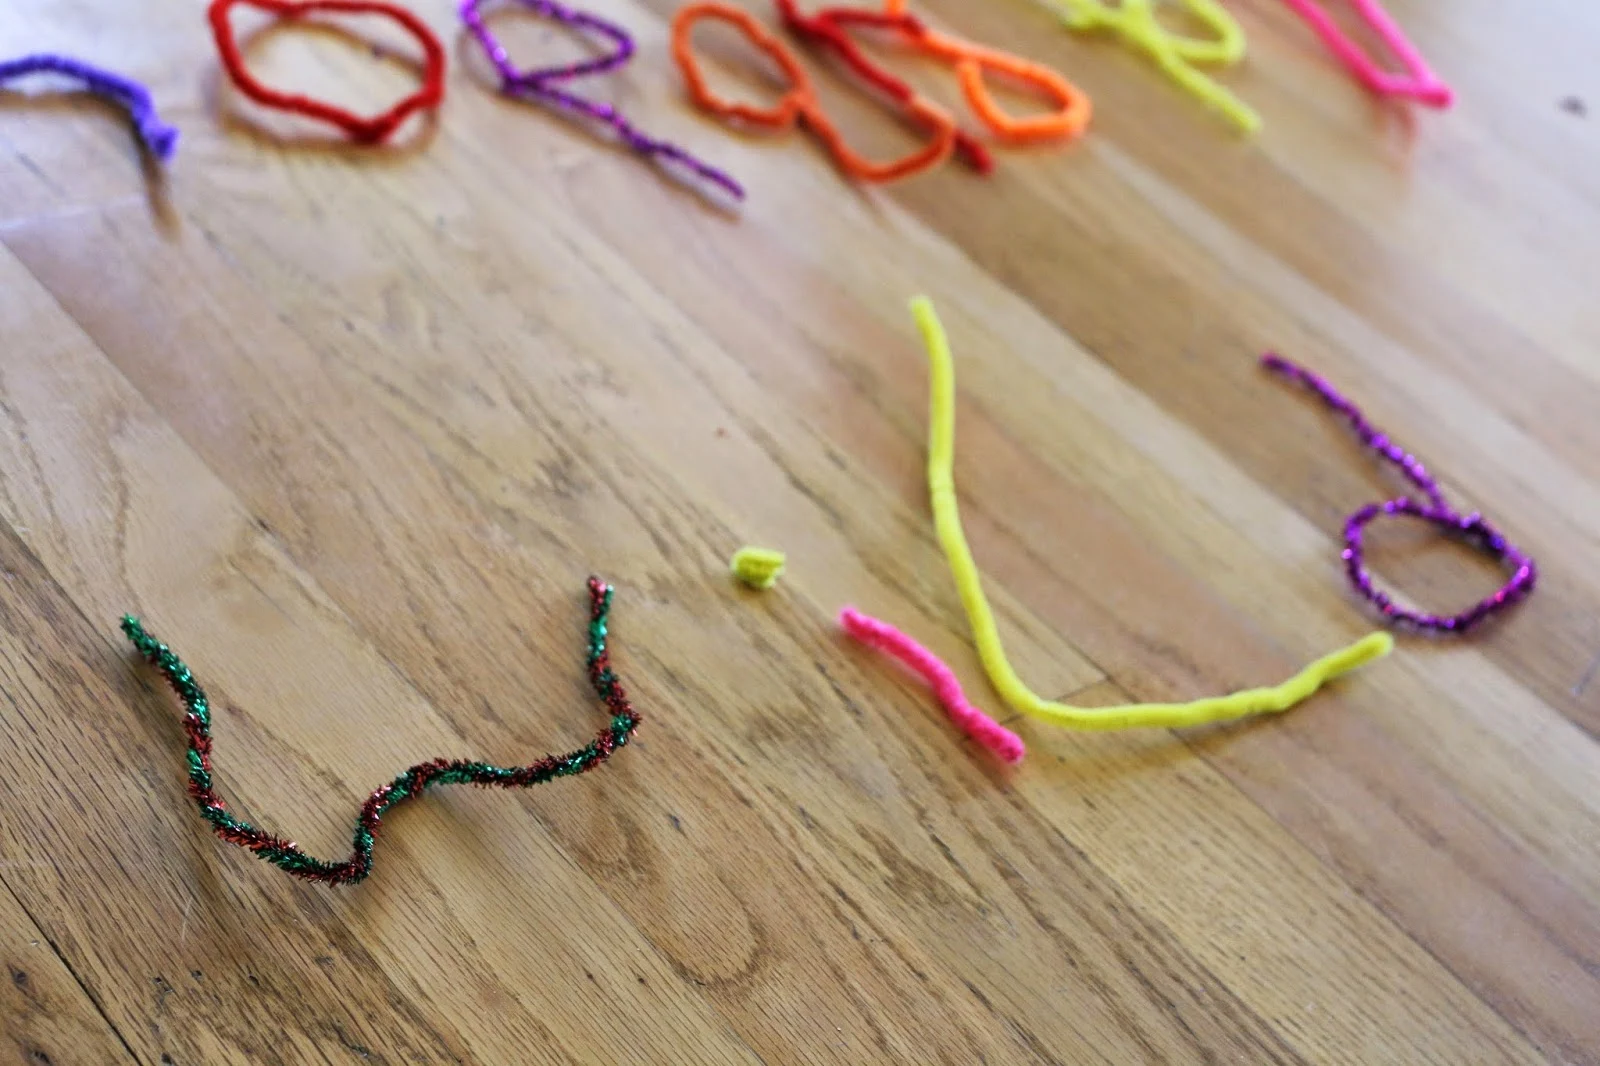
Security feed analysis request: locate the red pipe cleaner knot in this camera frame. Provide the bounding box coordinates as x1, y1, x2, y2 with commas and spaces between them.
209, 0, 447, 144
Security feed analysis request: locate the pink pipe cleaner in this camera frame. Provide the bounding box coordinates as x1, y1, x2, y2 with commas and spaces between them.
1279, 0, 1452, 107
840, 606, 1025, 765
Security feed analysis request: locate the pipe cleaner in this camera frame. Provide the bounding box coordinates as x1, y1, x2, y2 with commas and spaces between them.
775, 0, 1089, 171
0, 54, 179, 160
1262, 355, 1533, 632
773, 0, 990, 174
1278, 0, 1452, 107
123, 577, 640, 885
840, 606, 1025, 764
208, 0, 447, 144
731, 546, 786, 589
909, 296, 1392, 732
460, 0, 744, 200
1042, 0, 1257, 132
672, 2, 958, 183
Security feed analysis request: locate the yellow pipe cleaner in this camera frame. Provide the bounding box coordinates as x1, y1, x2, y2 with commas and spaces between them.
731, 546, 787, 589
909, 296, 1392, 731
1043, 0, 1260, 132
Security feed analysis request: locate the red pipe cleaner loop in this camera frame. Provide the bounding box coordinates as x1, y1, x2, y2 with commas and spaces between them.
209, 0, 447, 144
772, 0, 991, 174
671, 1, 958, 183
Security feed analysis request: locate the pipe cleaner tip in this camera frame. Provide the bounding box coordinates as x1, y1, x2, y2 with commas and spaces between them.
991, 734, 1026, 766
143, 123, 179, 161
1347, 631, 1396, 666
731, 546, 785, 589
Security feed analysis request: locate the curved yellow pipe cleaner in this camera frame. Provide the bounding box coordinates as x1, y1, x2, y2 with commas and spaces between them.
1044, 0, 1259, 132
910, 296, 1392, 732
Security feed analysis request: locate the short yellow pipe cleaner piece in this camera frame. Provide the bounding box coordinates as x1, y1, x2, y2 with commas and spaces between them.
909, 296, 1392, 731
731, 546, 787, 589
1043, 0, 1260, 132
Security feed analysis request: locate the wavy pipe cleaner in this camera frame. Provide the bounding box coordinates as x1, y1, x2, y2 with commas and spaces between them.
840, 606, 1025, 764
460, 0, 744, 201
1041, 0, 1258, 132
123, 577, 640, 885
1262, 355, 1534, 632
0, 54, 179, 160
209, 0, 447, 144
672, 2, 959, 184
909, 296, 1393, 732
1279, 0, 1452, 107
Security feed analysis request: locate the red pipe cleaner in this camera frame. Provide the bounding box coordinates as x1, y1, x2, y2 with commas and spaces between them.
772, 0, 992, 174
209, 0, 447, 144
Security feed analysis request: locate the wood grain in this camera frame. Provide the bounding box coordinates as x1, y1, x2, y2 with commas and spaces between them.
2, 0, 1597, 1061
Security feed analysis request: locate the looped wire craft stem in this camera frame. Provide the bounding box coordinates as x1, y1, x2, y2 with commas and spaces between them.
124, 576, 641, 885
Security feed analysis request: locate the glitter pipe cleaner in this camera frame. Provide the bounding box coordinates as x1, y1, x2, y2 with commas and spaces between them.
123, 577, 640, 885
460, 0, 744, 200
208, 0, 447, 144
781, 0, 1090, 156
0, 54, 179, 160
840, 606, 1025, 764
672, 2, 958, 184
1278, 0, 1452, 107
1262, 355, 1534, 632
1041, 0, 1257, 132
910, 296, 1392, 731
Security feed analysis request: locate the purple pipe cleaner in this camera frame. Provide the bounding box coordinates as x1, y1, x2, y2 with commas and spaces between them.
460, 0, 743, 202
1263, 353, 1537, 634
0, 54, 178, 161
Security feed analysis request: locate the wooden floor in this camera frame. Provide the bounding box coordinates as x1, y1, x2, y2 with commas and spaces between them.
4, 0, 1599, 1062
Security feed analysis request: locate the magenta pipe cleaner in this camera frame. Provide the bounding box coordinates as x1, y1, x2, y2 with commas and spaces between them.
840, 606, 1025, 765
1263, 354, 1536, 633
0, 54, 178, 161
459, 0, 744, 201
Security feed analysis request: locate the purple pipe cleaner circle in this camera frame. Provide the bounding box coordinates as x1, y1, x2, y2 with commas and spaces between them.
1263, 353, 1537, 634
459, 0, 743, 201
0, 54, 178, 161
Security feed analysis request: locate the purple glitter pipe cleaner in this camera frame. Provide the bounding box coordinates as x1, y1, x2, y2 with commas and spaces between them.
1263, 353, 1537, 634
0, 54, 178, 161
460, 0, 744, 201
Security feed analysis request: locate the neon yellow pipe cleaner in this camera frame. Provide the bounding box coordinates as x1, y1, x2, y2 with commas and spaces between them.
909, 296, 1392, 731
731, 546, 787, 589
1043, 0, 1260, 132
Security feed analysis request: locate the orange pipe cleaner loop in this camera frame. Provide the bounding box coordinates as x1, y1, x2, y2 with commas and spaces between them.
807, 0, 1090, 143
773, 0, 991, 173
672, 1, 958, 183
209, 0, 446, 144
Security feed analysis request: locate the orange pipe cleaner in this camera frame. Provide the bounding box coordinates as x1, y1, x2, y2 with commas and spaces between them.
672, 1, 958, 183
772, 0, 991, 174
209, 0, 446, 144
787, 0, 1089, 145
